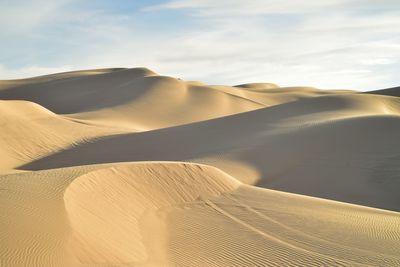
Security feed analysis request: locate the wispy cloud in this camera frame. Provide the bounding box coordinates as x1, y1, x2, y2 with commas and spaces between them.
147, 0, 346, 15
0, 0, 399, 90
0, 0, 79, 41
144, 0, 400, 89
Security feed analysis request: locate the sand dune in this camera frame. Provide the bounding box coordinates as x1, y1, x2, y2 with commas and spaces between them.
0, 100, 121, 171
0, 68, 261, 130
0, 68, 354, 131
367, 86, 400, 97
1, 68, 400, 266
1, 162, 400, 266
22, 93, 400, 210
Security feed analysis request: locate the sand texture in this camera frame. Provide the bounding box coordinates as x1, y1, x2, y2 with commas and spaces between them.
1, 68, 400, 266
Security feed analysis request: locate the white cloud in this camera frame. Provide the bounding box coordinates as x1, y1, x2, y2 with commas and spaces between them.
361, 58, 395, 65
0, 0, 399, 90
148, 0, 347, 15
0, 0, 74, 34
141, 0, 400, 90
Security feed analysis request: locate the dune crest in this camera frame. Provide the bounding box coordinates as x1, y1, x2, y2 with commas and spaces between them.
64, 163, 240, 265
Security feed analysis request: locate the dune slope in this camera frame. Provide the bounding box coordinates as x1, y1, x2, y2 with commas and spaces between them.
0, 100, 121, 171
1, 68, 400, 267
22, 93, 400, 211
367, 86, 400, 97
0, 68, 354, 131
1, 162, 400, 266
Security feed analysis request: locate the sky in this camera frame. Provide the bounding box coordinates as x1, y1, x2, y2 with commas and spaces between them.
0, 0, 399, 90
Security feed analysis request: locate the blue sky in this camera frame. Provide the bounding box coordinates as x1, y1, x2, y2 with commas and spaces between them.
1, 0, 399, 90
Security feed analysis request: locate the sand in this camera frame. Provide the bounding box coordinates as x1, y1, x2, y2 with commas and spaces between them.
0, 68, 400, 266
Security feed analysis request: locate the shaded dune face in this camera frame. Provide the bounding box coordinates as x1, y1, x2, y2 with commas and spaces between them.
0, 68, 157, 114
367, 86, 400, 97
234, 82, 279, 90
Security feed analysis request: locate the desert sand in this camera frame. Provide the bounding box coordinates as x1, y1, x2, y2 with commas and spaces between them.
1, 68, 400, 266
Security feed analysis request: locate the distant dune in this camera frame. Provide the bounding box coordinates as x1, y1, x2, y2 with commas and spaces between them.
367, 86, 400, 97
1, 68, 399, 266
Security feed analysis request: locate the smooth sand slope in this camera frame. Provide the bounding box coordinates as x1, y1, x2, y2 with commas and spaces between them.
1, 68, 400, 266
